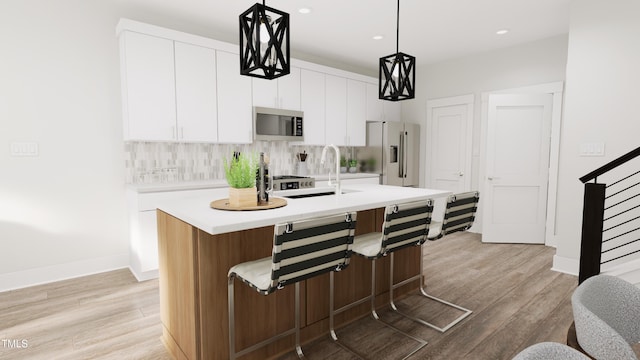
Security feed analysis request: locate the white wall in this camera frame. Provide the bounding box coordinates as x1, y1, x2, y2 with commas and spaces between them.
0, 0, 247, 291
0, 1, 130, 290
553, 0, 640, 274
402, 35, 568, 192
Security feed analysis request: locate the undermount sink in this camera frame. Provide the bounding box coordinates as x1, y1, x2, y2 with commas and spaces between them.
283, 191, 346, 199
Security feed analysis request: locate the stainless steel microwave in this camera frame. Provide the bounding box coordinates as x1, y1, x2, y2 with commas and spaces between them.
253, 107, 304, 141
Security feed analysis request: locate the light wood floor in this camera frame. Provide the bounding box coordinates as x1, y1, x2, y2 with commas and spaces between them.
0, 232, 577, 360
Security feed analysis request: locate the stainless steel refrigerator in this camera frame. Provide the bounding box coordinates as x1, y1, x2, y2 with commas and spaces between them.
362, 121, 420, 187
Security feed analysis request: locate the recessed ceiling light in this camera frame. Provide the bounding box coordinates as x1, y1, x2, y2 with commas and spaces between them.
496, 29, 509, 35
298, 7, 312, 14
373, 35, 384, 40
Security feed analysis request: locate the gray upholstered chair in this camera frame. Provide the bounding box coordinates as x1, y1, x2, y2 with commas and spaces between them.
228, 212, 357, 359
571, 274, 640, 360
512, 342, 590, 360
427, 191, 479, 240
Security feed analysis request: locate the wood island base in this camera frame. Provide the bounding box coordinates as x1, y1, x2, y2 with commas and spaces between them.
157, 208, 422, 360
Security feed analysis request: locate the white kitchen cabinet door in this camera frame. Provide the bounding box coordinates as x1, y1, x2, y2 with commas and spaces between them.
278, 66, 301, 110
300, 69, 325, 145
174, 42, 218, 142
252, 66, 301, 110
325, 75, 347, 146
252, 77, 279, 108
216, 51, 252, 143
346, 79, 367, 146
383, 101, 401, 122
121, 31, 176, 141
366, 82, 384, 122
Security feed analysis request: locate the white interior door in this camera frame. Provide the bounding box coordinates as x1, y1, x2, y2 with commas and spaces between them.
427, 96, 473, 221
428, 103, 472, 193
482, 93, 552, 244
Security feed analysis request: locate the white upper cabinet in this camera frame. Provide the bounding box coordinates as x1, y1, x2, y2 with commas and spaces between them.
324, 77, 367, 146
216, 51, 252, 143
252, 77, 279, 108
383, 100, 401, 122
365, 82, 384, 122
278, 66, 301, 110
253, 67, 301, 110
365, 82, 401, 122
174, 42, 218, 142
346, 79, 366, 146
117, 19, 374, 145
121, 31, 176, 141
325, 75, 347, 146
300, 69, 325, 145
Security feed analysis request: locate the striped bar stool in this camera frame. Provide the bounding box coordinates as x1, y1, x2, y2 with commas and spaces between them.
228, 212, 357, 359
329, 200, 432, 356
413, 191, 479, 332
427, 191, 480, 241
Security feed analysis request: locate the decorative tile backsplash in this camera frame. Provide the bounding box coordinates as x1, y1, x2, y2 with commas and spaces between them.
124, 141, 359, 184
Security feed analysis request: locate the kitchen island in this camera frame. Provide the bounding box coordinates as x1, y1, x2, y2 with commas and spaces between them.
156, 184, 450, 360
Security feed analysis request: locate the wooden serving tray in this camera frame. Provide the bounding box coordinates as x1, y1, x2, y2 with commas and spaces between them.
210, 197, 287, 211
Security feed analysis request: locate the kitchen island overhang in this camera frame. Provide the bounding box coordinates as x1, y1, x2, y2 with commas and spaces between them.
156, 184, 450, 360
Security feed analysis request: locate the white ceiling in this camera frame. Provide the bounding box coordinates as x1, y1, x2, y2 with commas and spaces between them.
122, 0, 571, 76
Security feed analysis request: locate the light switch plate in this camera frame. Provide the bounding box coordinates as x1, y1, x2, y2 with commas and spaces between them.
10, 142, 39, 157
579, 142, 605, 157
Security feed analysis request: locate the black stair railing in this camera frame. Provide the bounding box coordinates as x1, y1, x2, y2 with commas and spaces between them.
579, 146, 640, 284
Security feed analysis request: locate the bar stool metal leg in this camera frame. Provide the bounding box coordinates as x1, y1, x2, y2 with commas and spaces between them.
388, 248, 472, 333
228, 279, 305, 359
329, 258, 427, 359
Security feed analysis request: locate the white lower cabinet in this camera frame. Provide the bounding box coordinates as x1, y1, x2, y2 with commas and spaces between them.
315, 176, 381, 188
127, 187, 223, 281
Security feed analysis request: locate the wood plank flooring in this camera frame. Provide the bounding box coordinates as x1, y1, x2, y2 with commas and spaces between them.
0, 232, 577, 360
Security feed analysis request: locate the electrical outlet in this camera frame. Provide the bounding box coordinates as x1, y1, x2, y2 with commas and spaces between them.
10, 142, 39, 157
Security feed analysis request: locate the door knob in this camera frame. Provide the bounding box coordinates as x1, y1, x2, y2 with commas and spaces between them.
458, 172, 464, 177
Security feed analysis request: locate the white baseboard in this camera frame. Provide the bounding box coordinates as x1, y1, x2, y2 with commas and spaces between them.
129, 267, 159, 282
602, 258, 640, 286
0, 253, 129, 292
552, 254, 579, 276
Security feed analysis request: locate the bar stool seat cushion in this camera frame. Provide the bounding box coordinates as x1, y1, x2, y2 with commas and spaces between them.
352, 232, 384, 258
229, 257, 272, 293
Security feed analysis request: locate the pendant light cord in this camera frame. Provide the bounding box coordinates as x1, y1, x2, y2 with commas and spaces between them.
396, 0, 400, 54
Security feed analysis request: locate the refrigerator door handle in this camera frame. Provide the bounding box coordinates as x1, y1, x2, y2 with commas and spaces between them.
404, 131, 409, 178
399, 132, 405, 178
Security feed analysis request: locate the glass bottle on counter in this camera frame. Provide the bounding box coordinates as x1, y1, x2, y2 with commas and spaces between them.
256, 152, 270, 205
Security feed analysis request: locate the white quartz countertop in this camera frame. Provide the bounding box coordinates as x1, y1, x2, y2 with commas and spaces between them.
157, 184, 450, 235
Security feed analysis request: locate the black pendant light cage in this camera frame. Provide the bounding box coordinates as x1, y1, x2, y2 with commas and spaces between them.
379, 0, 416, 101
239, 1, 290, 79
379, 52, 415, 101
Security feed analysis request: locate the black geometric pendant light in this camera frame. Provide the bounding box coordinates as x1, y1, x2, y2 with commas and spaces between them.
239, 1, 290, 79
379, 0, 415, 101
